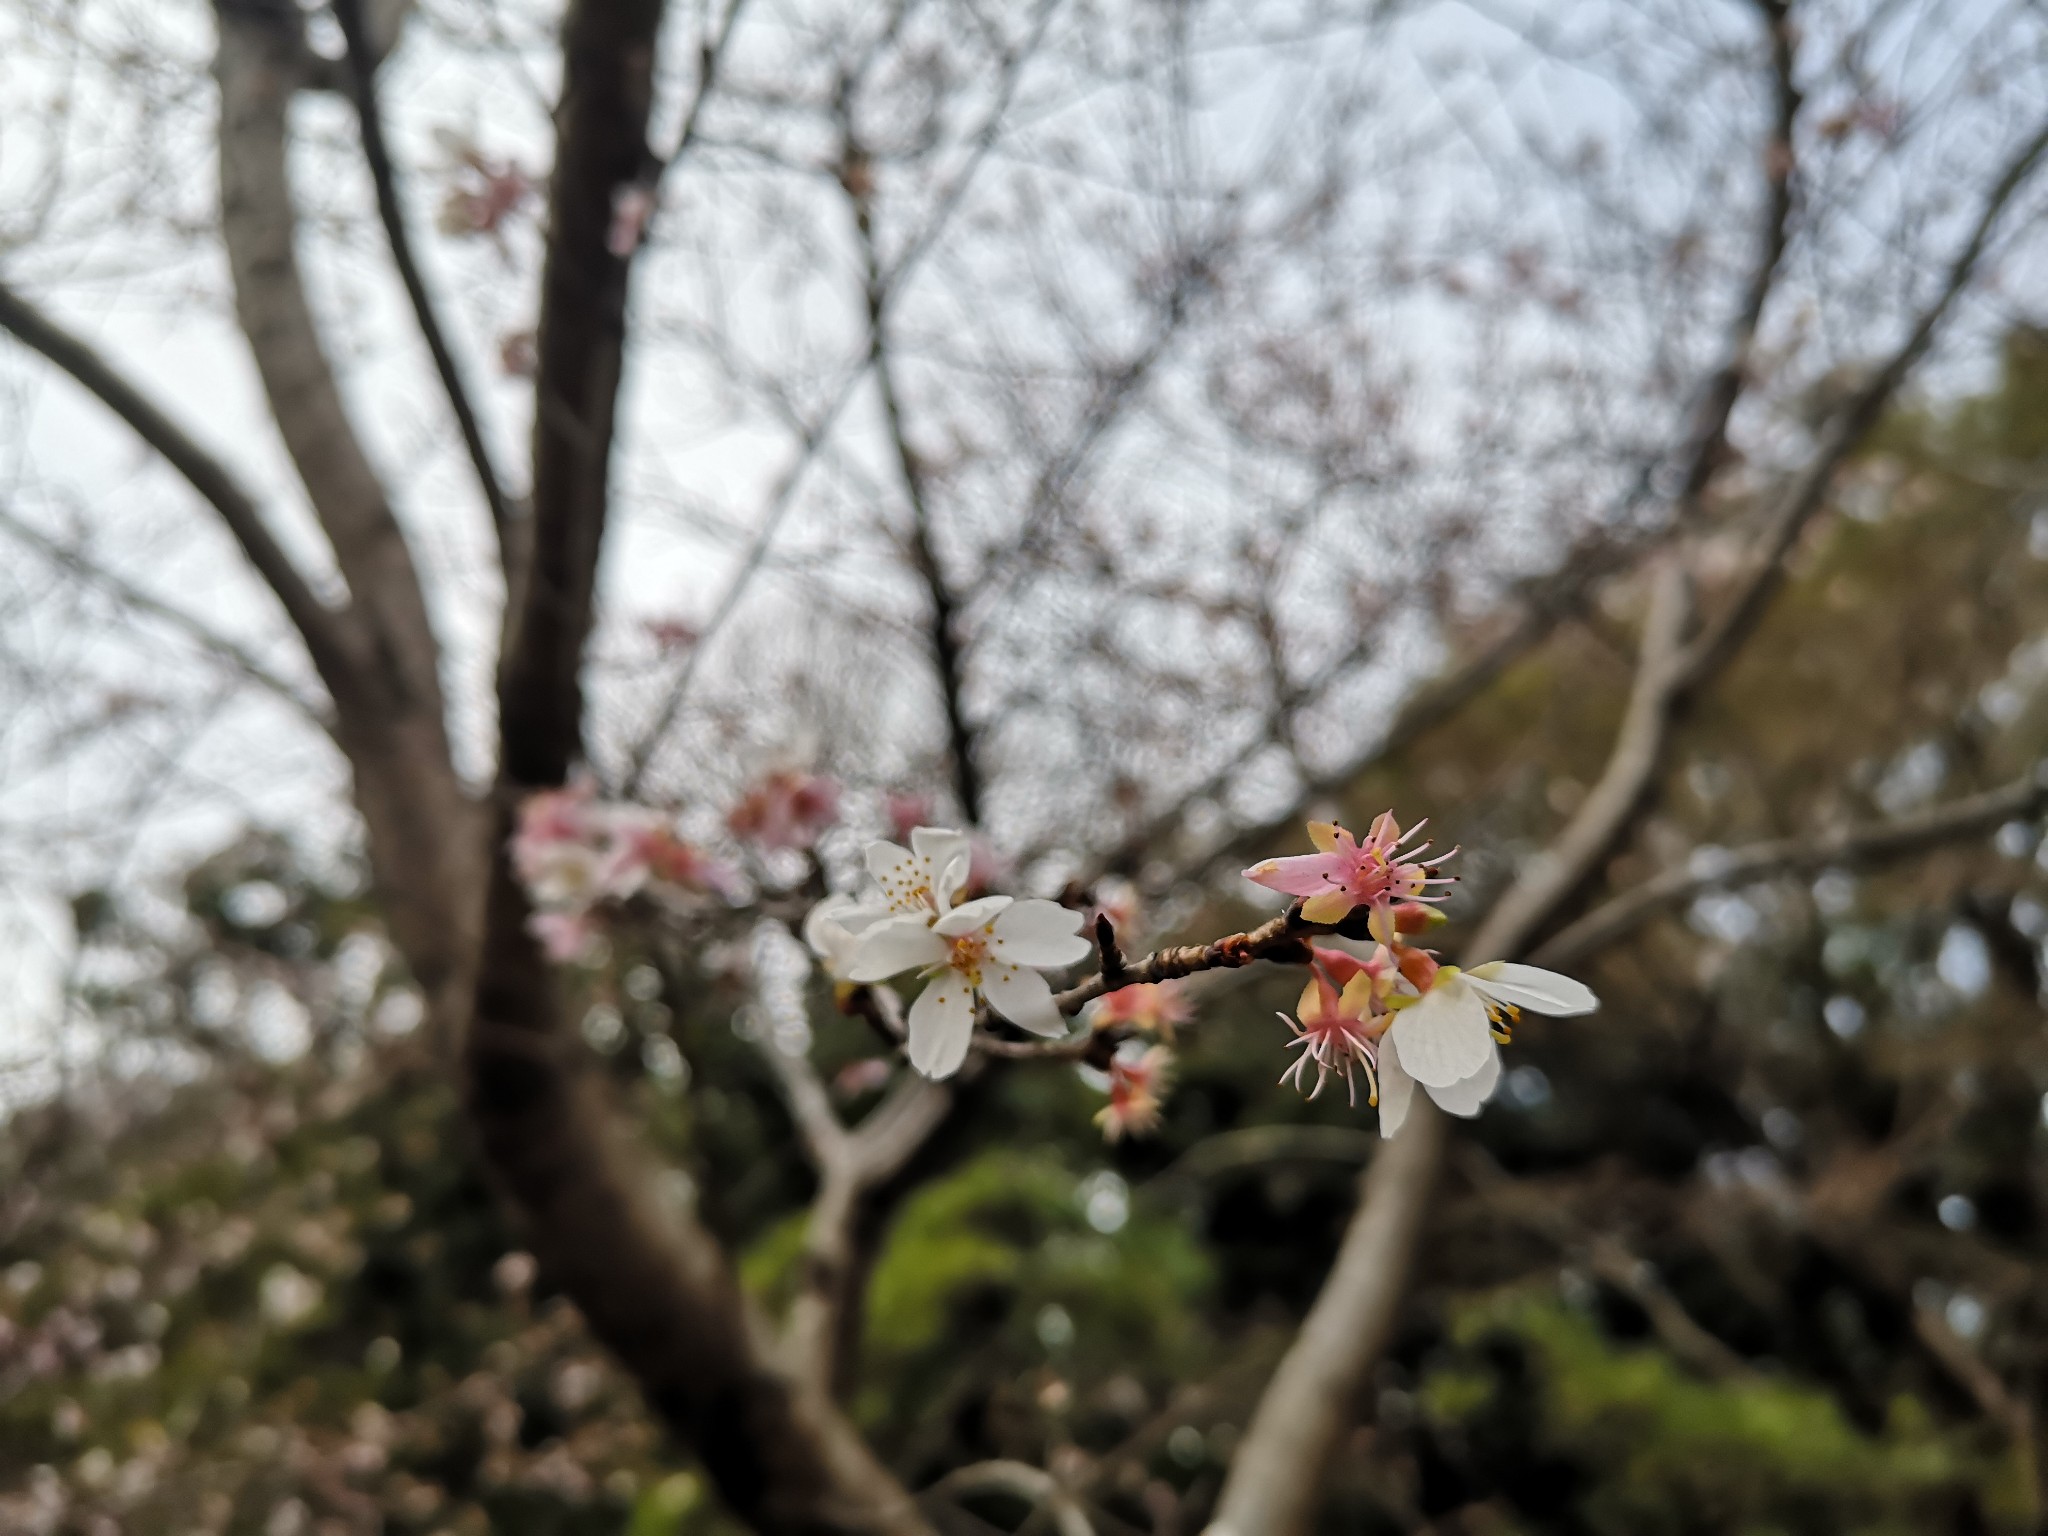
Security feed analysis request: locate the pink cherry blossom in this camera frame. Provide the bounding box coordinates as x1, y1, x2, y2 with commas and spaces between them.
727, 771, 840, 852
1243, 811, 1455, 937
527, 909, 600, 965
884, 791, 933, 843
1089, 981, 1192, 1041
1278, 965, 1384, 1106
1095, 1043, 1172, 1142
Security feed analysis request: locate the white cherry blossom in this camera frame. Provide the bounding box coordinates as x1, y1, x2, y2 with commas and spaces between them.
847, 894, 1092, 1079
1380, 961, 1595, 1135
865, 826, 972, 922
802, 893, 884, 981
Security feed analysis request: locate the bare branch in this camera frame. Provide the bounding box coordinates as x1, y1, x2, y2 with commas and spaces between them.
617, 4, 1056, 797
1210, 109, 2048, 1536
1456, 1144, 1753, 1382
0, 277, 353, 684
1121, 11, 1804, 890
1535, 764, 2048, 968
838, 106, 982, 823
331, 0, 523, 573
1203, 1102, 1446, 1536
0, 497, 326, 721
212, 0, 449, 726
1673, 112, 2048, 693
925, 1460, 1096, 1536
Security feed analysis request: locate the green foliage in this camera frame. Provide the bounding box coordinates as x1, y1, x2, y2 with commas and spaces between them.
847, 1151, 1212, 1448
1419, 1289, 2027, 1535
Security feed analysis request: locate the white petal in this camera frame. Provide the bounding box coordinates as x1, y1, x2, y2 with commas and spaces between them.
911, 828, 972, 911
1467, 962, 1598, 1016
990, 900, 1092, 968
910, 826, 970, 872
934, 894, 1013, 936
906, 980, 976, 1079
982, 964, 1065, 1036
845, 917, 948, 983
1389, 979, 1495, 1087
933, 851, 969, 913
864, 839, 916, 886
1425, 1044, 1502, 1118
1377, 1039, 1415, 1139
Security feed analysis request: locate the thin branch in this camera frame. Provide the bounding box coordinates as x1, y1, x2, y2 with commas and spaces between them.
1210, 108, 2048, 1536
838, 102, 982, 823
0, 277, 354, 682
925, 1461, 1095, 1536
1456, 1144, 1753, 1382
331, 0, 522, 572
0, 498, 327, 721
1673, 112, 2048, 694
212, 0, 450, 724
1114, 10, 1802, 891
755, 1025, 954, 1393
616, 3, 1056, 796
1534, 763, 2048, 968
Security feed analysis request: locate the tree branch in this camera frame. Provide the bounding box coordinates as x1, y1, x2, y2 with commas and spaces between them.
925, 1460, 1096, 1536
1533, 763, 2048, 968
839, 106, 982, 823
0, 496, 326, 721
211, 0, 480, 1029
331, 0, 523, 573
1114, 8, 1804, 892
212, 0, 449, 725
0, 277, 353, 683
460, 2, 934, 1525
1208, 106, 2048, 1536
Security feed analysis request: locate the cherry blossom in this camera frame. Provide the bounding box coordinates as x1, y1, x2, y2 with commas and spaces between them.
1278, 960, 1384, 1106
847, 895, 1091, 1079
726, 771, 839, 852
1376, 961, 1596, 1138
512, 788, 735, 966
1096, 1043, 1172, 1142
1387, 962, 1595, 1089
1089, 981, 1191, 1040
802, 893, 883, 982
1243, 811, 1455, 937
862, 826, 973, 924
527, 910, 601, 965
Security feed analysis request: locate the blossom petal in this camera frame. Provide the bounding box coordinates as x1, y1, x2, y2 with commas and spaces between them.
911, 827, 972, 910
983, 964, 1065, 1037
990, 899, 1092, 967
1244, 851, 1346, 898
1389, 977, 1494, 1086
864, 839, 916, 887
1425, 1045, 1501, 1117
1467, 962, 1598, 1016
906, 980, 975, 1079
1301, 889, 1355, 925
1377, 1038, 1416, 1139
934, 894, 1013, 936
845, 917, 948, 982
1307, 821, 1345, 854
910, 825, 971, 873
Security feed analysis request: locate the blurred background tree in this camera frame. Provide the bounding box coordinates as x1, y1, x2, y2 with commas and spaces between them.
2, 0, 2048, 1533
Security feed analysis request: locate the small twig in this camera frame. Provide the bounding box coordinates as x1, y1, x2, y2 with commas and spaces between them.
1092, 914, 1127, 987
970, 909, 1321, 1064
1533, 762, 2048, 968
925, 1460, 1095, 1536
331, 0, 520, 568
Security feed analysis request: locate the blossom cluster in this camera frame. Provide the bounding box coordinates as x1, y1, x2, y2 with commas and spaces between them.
1251, 814, 1596, 1136
805, 828, 1092, 1079
512, 782, 737, 963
